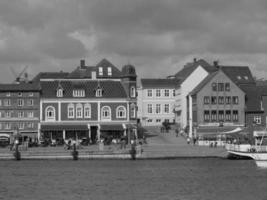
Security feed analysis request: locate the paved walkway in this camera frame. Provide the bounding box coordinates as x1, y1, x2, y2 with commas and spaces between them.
140, 127, 228, 158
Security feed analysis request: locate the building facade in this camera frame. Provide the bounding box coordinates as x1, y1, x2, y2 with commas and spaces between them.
137, 79, 177, 126
0, 83, 41, 140
38, 59, 137, 143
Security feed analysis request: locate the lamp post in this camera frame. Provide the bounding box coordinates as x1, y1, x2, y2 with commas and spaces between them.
14, 139, 21, 160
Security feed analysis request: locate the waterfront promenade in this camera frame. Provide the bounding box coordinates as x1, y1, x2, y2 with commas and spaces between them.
0, 127, 228, 160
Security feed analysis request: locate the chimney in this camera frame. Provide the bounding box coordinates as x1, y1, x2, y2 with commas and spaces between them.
193, 58, 197, 63
213, 61, 219, 68
80, 59, 85, 69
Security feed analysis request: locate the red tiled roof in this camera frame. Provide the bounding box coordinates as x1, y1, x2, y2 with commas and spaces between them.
141, 79, 179, 88
239, 85, 263, 112
41, 80, 127, 98
32, 72, 69, 82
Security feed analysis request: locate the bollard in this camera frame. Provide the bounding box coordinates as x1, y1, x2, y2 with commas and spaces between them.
72, 143, 79, 160
14, 140, 21, 161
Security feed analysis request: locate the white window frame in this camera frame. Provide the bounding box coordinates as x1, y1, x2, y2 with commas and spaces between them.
130, 104, 136, 118
6, 92, 10, 97
130, 86, 136, 98
164, 104, 170, 114
108, 67, 112, 76
18, 99, 24, 106
18, 111, 24, 118
147, 104, 152, 114
147, 89, 152, 97
99, 67, 103, 76
5, 123, 11, 130
57, 89, 63, 97
164, 89, 169, 97
73, 90, 85, 97
45, 106, 56, 121
156, 104, 161, 114
5, 111, 11, 118
28, 99, 34, 106
4, 99, 11, 106
29, 92, 34, 97
19, 122, 24, 130
254, 116, 262, 125
84, 104, 91, 118
76, 103, 83, 118
101, 106, 111, 120
68, 103, 75, 118
156, 89, 161, 97
27, 122, 34, 129
96, 89, 103, 97
27, 111, 34, 118
116, 106, 126, 118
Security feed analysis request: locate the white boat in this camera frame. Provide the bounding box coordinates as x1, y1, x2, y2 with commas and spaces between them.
226, 144, 267, 168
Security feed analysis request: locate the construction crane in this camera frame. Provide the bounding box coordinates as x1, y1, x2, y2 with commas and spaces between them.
9, 66, 29, 83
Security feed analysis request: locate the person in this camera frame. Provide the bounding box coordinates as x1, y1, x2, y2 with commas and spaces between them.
67, 139, 71, 150
193, 137, 197, 145
175, 129, 179, 137
187, 136, 190, 145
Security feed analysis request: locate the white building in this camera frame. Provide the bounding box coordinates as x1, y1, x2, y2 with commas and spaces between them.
137, 79, 177, 126
173, 59, 218, 130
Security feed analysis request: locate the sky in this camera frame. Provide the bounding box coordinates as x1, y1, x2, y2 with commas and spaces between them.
0, 0, 267, 82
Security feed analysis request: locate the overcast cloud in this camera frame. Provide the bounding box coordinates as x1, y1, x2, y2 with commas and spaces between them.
0, 0, 267, 82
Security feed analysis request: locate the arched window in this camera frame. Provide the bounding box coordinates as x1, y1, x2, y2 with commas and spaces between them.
76, 103, 83, 118
130, 86, 136, 98
116, 106, 126, 118
84, 103, 91, 118
57, 89, 63, 97
46, 106, 55, 121
130, 103, 136, 118
68, 103, 74, 118
101, 106, 111, 120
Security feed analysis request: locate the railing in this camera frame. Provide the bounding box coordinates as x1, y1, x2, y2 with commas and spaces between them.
225, 144, 267, 153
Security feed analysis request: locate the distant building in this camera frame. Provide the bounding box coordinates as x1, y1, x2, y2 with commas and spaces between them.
0, 83, 41, 140
137, 79, 177, 126
37, 59, 137, 143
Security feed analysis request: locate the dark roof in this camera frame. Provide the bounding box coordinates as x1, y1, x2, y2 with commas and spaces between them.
239, 85, 262, 112
0, 83, 41, 92
256, 85, 267, 96
190, 72, 219, 95
220, 66, 255, 85
174, 59, 217, 83
141, 79, 179, 88
41, 80, 127, 98
68, 58, 122, 79
32, 72, 69, 82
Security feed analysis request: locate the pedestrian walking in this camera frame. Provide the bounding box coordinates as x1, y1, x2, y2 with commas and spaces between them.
187, 136, 190, 145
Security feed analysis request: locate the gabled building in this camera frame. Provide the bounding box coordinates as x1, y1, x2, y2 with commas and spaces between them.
38, 59, 137, 143
0, 83, 41, 141
137, 79, 177, 126
173, 58, 218, 129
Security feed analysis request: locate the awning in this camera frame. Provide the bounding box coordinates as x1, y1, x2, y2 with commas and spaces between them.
197, 126, 242, 135
0, 133, 10, 138
100, 124, 124, 131
41, 124, 88, 131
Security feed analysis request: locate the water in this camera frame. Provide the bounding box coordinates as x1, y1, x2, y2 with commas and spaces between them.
0, 159, 266, 200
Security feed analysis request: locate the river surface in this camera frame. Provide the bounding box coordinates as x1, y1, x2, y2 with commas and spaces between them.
0, 158, 266, 200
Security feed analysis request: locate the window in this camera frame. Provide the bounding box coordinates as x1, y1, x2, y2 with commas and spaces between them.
147, 90, 152, 97
18, 99, 24, 106
6, 92, 10, 97
57, 89, 63, 97
218, 96, 224, 104
156, 119, 161, 123
147, 104, 152, 114
116, 106, 126, 118
27, 111, 34, 118
73, 89, 85, 97
218, 83, 224, 91
18, 92, 22, 97
5, 123, 11, 129
130, 86, 136, 98
108, 67, 112, 76
244, 76, 248, 80
4, 99, 11, 106
204, 110, 210, 122
19, 123, 24, 130
237, 76, 241, 80
233, 110, 238, 121
164, 89, 169, 97
225, 110, 231, 121
46, 106, 56, 121
99, 67, 103, 76
156, 89, 161, 97
27, 122, 34, 129
84, 104, 91, 118
102, 106, 111, 120
96, 89, 103, 97
232, 96, 239, 104
218, 110, 224, 121
68, 104, 75, 118
254, 116, 262, 125
164, 104, 170, 113
76, 104, 83, 118
130, 104, 136, 118
5, 111, 11, 118
156, 104, 161, 114
225, 83, 230, 91
204, 96, 210, 104
28, 99, 34, 106
29, 92, 33, 97
212, 83, 217, 91
211, 96, 217, 104
18, 111, 24, 118
147, 119, 153, 123
173, 90, 176, 97
211, 110, 217, 121
225, 96, 231, 104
